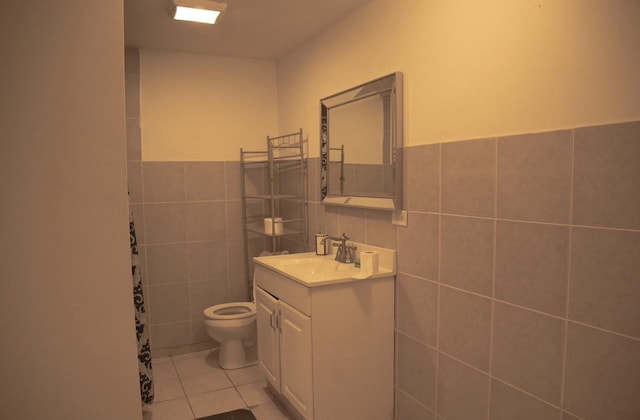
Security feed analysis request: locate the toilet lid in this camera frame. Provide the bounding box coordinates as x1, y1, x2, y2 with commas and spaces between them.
203, 302, 256, 320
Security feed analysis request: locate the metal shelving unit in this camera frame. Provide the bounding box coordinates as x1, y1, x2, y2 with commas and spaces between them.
240, 129, 308, 294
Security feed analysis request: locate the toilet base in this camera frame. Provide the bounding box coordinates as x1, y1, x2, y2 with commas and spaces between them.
216, 341, 258, 370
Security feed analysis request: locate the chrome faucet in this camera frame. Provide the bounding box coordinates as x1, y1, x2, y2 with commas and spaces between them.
322, 233, 357, 263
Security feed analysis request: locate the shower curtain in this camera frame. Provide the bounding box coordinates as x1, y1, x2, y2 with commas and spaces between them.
130, 205, 154, 405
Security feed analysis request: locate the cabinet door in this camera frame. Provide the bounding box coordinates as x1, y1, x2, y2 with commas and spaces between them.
256, 287, 280, 390
279, 300, 313, 419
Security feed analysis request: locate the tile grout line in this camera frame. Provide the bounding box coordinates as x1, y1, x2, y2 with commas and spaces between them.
434, 213, 441, 416
172, 354, 198, 419
490, 376, 565, 412
433, 141, 443, 417
403, 330, 570, 417
396, 388, 437, 418
139, 157, 153, 328
487, 217, 498, 420
398, 270, 640, 342
394, 211, 640, 234
559, 127, 577, 416
184, 161, 197, 355
486, 135, 499, 420
225, 369, 255, 411
172, 352, 264, 418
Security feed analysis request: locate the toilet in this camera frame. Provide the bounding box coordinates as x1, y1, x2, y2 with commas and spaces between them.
203, 302, 257, 369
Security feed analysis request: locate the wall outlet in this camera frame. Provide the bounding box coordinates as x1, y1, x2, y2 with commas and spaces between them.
391, 210, 408, 227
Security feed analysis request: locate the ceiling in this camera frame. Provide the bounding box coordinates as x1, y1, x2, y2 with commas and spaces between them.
124, 0, 373, 60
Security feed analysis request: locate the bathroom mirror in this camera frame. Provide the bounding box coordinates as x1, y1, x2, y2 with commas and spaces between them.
320, 72, 403, 210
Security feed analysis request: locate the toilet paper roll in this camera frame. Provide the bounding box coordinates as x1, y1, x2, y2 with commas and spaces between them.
360, 251, 379, 274
353, 250, 379, 279
264, 217, 283, 235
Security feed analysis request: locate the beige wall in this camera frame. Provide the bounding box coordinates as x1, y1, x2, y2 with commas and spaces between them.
0, 1, 142, 419
277, 0, 640, 154
140, 49, 279, 161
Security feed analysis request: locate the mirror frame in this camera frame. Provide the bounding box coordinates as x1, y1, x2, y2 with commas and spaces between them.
320, 72, 403, 210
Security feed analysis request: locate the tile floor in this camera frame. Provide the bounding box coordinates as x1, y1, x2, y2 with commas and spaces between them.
142, 349, 291, 420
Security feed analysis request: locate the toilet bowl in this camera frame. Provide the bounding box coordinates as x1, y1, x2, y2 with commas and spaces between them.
203, 302, 257, 369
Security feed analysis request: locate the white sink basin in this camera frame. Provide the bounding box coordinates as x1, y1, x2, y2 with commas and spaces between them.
253, 242, 396, 287
278, 256, 358, 280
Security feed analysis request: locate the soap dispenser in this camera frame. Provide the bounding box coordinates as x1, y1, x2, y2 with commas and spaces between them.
315, 230, 329, 255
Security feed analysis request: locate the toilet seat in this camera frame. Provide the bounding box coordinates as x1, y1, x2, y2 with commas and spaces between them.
203, 302, 256, 320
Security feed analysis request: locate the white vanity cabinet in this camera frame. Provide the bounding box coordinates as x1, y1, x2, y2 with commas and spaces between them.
253, 256, 395, 420
256, 287, 313, 418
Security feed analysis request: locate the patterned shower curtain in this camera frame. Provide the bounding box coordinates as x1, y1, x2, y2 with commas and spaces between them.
130, 205, 154, 405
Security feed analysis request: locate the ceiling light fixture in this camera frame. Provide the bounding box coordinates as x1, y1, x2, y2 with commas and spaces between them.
171, 0, 227, 24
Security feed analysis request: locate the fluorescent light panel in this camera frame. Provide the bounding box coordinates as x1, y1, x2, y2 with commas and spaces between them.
171, 0, 226, 24
174, 6, 221, 24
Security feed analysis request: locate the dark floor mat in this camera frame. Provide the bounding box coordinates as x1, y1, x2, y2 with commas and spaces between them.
197, 408, 257, 420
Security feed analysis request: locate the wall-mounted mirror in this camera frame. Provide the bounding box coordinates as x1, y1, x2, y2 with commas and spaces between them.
320, 72, 403, 210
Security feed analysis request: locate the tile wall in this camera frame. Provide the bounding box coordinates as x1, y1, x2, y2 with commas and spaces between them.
129, 159, 249, 356
310, 121, 640, 420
